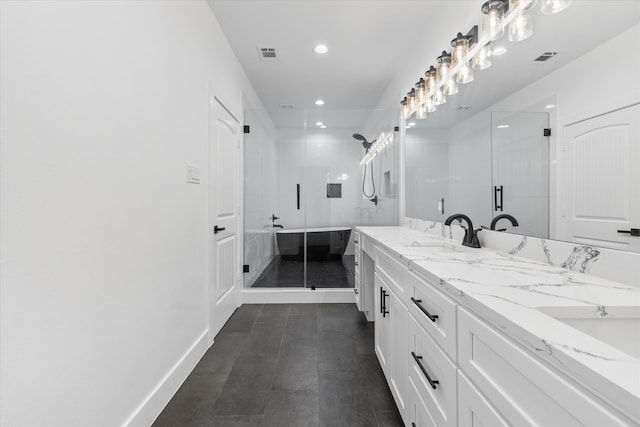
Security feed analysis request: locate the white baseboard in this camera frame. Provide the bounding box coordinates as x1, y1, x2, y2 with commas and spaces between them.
124, 330, 209, 427
241, 288, 356, 304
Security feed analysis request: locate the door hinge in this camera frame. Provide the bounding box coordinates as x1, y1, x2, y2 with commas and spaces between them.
243, 264, 250, 273
243, 125, 250, 134
543, 128, 551, 137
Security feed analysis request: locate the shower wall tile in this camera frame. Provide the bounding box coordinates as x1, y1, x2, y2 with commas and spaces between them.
404, 216, 640, 287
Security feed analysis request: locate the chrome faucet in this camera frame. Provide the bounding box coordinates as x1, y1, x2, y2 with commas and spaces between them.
490, 214, 519, 231
444, 214, 481, 248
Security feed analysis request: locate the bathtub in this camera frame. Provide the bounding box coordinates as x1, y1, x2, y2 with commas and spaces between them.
276, 227, 352, 261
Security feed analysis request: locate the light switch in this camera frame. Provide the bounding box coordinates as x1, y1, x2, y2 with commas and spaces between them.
186, 164, 200, 184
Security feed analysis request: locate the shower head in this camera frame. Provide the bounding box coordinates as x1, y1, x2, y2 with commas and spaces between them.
352, 133, 374, 150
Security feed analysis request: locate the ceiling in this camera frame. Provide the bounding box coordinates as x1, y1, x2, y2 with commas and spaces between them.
208, 1, 640, 129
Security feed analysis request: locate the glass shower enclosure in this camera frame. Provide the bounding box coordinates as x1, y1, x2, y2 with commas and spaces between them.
242, 107, 399, 289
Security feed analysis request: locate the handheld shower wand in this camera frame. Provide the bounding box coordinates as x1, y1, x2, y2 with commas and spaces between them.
352, 133, 376, 199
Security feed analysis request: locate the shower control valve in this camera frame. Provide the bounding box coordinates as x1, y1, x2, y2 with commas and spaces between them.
271, 214, 280, 222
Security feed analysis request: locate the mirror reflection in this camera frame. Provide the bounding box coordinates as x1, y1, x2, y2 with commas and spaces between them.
404, 0, 640, 252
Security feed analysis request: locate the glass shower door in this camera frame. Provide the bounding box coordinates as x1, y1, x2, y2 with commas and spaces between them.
491, 111, 550, 238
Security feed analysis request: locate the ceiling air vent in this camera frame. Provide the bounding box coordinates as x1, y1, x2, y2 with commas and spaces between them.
258, 47, 278, 61
534, 51, 559, 62
279, 104, 295, 109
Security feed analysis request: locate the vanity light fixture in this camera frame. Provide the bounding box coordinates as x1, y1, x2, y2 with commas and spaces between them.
314, 44, 328, 54
540, 0, 571, 15
315, 99, 325, 106
401, 0, 569, 121
481, 0, 508, 41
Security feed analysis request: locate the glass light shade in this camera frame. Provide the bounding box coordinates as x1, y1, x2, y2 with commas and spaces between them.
443, 78, 458, 96
425, 66, 437, 92
540, 0, 571, 14
508, 10, 533, 41
436, 51, 452, 83
415, 104, 427, 120
407, 89, 416, 110
451, 33, 471, 63
481, 0, 507, 40
425, 97, 436, 113
401, 98, 409, 118
456, 63, 474, 84
415, 78, 426, 105
433, 88, 446, 105
472, 45, 492, 70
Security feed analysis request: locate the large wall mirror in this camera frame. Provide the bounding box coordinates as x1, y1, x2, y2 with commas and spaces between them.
404, 0, 640, 253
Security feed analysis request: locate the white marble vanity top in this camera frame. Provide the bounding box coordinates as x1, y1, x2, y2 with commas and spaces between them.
356, 226, 640, 421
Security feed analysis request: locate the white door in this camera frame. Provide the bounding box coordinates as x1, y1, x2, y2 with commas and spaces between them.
209, 96, 241, 340
563, 104, 640, 252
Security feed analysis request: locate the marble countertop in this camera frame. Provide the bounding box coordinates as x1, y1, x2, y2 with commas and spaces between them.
356, 226, 640, 422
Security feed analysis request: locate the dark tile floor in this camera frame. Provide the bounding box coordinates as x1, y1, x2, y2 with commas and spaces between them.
153, 303, 403, 427
251, 256, 355, 289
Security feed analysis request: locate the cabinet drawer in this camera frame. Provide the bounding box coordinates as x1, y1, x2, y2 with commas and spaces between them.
408, 375, 437, 427
408, 315, 457, 427
458, 307, 632, 427
375, 247, 407, 298
457, 370, 509, 427
407, 271, 457, 361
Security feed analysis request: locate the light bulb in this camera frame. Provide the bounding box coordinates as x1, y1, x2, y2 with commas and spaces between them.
443, 78, 458, 96
456, 63, 474, 84
472, 45, 492, 70
415, 78, 426, 106
434, 88, 446, 105
451, 33, 471, 63
508, 10, 533, 41
425, 66, 437, 93
541, 0, 571, 14
400, 98, 409, 119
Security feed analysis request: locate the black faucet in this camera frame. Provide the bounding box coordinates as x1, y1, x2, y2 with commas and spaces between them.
444, 214, 481, 248
273, 224, 284, 229
271, 213, 283, 228
490, 214, 519, 231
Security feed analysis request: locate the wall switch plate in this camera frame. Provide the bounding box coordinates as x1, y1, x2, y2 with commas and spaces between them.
186, 164, 200, 184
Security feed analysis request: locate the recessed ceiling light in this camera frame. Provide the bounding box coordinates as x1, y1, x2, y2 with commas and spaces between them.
497, 124, 510, 129
315, 121, 324, 126
545, 104, 556, 109
315, 99, 325, 106
320, 125, 327, 129
491, 46, 507, 56
408, 122, 416, 127
314, 44, 328, 54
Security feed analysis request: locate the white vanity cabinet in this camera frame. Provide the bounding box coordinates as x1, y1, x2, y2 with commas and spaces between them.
374, 247, 410, 421
358, 231, 636, 427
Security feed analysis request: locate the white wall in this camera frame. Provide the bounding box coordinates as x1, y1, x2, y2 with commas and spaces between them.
243, 109, 277, 287
0, 1, 269, 426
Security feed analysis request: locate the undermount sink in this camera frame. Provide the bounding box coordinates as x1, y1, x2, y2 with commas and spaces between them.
537, 306, 640, 359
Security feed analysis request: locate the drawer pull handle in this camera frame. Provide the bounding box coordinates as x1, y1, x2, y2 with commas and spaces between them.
411, 351, 439, 390
411, 297, 438, 322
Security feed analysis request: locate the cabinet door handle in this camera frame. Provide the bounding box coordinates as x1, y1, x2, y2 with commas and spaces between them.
411, 352, 439, 390
382, 290, 389, 317
617, 228, 640, 236
411, 297, 438, 322
214, 225, 226, 234
379, 287, 384, 314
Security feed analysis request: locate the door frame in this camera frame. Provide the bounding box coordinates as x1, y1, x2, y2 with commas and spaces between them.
207, 91, 243, 345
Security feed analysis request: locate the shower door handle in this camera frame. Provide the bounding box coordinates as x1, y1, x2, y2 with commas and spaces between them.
296, 184, 301, 210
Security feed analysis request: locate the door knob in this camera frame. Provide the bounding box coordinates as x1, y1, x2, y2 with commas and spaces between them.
214, 225, 226, 234
617, 228, 640, 236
